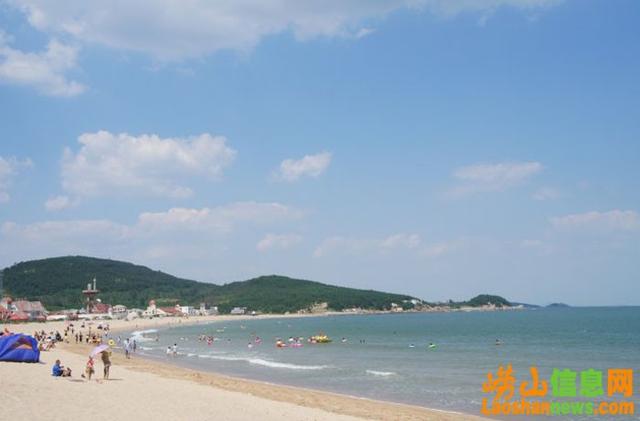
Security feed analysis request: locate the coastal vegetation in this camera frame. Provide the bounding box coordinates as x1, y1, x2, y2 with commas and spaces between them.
463, 294, 511, 308
2, 256, 515, 313
2, 256, 415, 313
546, 302, 570, 308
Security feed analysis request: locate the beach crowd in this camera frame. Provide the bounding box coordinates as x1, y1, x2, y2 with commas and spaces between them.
5, 321, 139, 383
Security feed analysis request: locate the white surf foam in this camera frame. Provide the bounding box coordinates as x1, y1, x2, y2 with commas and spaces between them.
248, 358, 328, 370
366, 370, 396, 377
196, 354, 328, 370
130, 329, 158, 343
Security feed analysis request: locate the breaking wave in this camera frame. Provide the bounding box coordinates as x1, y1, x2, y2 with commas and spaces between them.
195, 354, 328, 370
366, 370, 396, 377
130, 329, 158, 343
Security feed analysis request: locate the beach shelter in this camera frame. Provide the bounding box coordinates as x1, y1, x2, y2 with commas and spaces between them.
0, 334, 40, 362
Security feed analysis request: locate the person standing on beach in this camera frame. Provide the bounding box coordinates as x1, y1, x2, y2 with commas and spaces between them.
124, 339, 131, 359
101, 350, 112, 380
83, 357, 95, 381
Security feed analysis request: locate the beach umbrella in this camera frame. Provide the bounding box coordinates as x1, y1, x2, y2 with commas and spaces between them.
90, 344, 109, 357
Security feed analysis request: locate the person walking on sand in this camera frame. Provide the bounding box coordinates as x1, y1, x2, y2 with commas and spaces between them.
124, 338, 131, 359
101, 350, 112, 380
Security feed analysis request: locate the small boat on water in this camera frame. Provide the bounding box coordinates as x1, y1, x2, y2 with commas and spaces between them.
308, 334, 332, 344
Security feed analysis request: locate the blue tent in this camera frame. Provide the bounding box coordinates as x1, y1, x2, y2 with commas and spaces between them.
0, 334, 40, 362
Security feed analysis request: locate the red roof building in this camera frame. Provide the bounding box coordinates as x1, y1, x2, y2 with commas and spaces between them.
159, 306, 181, 316
9, 311, 30, 322
92, 303, 111, 314
11, 300, 47, 321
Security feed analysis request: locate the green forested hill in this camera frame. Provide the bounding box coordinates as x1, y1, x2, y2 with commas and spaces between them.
212, 275, 415, 313
464, 294, 512, 307
1, 256, 416, 313
1, 256, 217, 310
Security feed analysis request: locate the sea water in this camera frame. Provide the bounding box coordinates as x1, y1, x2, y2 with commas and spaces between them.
127, 307, 639, 419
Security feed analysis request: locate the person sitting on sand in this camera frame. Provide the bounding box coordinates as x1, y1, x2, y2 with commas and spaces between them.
52, 359, 72, 377
101, 350, 112, 380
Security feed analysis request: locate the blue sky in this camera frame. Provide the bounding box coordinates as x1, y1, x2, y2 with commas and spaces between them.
0, 0, 638, 305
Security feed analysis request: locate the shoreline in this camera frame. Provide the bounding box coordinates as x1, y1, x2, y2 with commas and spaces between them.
62, 342, 486, 421
3, 314, 490, 421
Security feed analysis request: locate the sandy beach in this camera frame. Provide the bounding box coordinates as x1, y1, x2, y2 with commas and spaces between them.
1, 316, 488, 421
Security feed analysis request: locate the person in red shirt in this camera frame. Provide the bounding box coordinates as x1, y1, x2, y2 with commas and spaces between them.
82, 356, 95, 381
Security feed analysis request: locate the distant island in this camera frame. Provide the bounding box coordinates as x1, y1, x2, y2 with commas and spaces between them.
546, 302, 571, 308
2, 256, 520, 315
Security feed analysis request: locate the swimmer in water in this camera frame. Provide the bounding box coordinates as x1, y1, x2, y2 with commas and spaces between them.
495, 339, 502, 346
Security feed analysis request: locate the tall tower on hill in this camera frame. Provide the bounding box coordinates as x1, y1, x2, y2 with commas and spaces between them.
82, 278, 100, 313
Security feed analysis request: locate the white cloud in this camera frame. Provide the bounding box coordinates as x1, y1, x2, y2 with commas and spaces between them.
313, 236, 369, 258
532, 187, 559, 201
61, 131, 236, 199
424, 0, 561, 17
0, 156, 32, 203
276, 152, 332, 182
551, 210, 640, 232
257, 233, 303, 252
44, 195, 76, 211
448, 161, 542, 197
1, 219, 131, 247
355, 28, 376, 39
138, 202, 302, 233
380, 233, 421, 249
0, 201, 301, 265
314, 233, 421, 258
0, 34, 84, 96
421, 241, 457, 258
7, 1, 560, 61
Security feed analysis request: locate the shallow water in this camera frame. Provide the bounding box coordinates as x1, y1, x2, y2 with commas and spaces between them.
126, 308, 640, 420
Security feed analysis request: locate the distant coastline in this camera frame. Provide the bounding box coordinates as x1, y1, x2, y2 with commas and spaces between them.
1, 256, 525, 324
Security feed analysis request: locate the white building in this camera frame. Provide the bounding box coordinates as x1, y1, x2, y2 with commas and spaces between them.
230, 307, 246, 315
198, 303, 218, 316
110, 304, 128, 319
179, 305, 197, 316
142, 300, 161, 317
